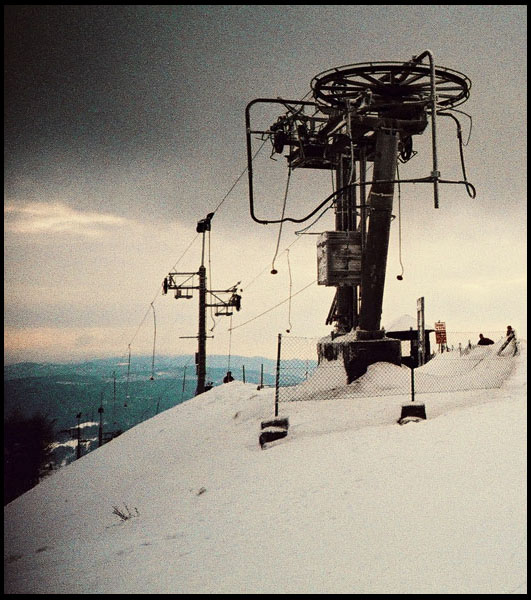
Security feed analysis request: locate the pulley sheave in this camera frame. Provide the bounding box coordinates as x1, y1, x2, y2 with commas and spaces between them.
311, 61, 471, 110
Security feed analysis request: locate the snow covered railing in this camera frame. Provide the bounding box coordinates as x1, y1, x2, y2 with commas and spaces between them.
275, 335, 518, 404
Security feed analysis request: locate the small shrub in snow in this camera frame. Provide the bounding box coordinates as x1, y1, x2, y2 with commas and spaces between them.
112, 504, 139, 521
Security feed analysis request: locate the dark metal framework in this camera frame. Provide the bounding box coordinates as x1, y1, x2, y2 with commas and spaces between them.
163, 216, 241, 395
245, 50, 473, 340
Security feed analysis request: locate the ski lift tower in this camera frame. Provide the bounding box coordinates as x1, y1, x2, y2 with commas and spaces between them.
163, 213, 242, 395
245, 51, 472, 381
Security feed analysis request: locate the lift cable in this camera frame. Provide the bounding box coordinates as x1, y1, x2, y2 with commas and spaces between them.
396, 164, 405, 280
119, 140, 271, 403
445, 107, 473, 145
254, 174, 476, 226
294, 164, 374, 237
438, 111, 475, 198
123, 139, 269, 358
227, 314, 233, 371
212, 138, 269, 215
286, 249, 293, 333
295, 204, 334, 235
207, 229, 217, 332
228, 278, 316, 332
126, 232, 201, 351
270, 167, 292, 274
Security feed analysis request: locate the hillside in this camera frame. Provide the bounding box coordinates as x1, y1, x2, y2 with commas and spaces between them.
4, 342, 527, 594
4, 354, 281, 470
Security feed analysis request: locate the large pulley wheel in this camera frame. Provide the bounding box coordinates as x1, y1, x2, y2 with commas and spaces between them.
311, 61, 470, 110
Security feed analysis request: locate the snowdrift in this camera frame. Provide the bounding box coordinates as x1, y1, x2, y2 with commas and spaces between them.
4, 342, 527, 594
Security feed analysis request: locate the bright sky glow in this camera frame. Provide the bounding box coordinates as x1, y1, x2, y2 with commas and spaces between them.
4, 5, 527, 364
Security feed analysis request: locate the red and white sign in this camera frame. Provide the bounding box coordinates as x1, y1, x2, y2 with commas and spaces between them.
434, 321, 447, 344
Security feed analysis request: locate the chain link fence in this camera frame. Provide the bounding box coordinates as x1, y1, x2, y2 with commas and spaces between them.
276, 332, 519, 404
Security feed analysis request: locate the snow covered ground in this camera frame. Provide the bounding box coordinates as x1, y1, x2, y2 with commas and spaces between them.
4, 341, 527, 594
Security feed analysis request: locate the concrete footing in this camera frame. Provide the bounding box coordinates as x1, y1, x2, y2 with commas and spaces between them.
317, 331, 401, 383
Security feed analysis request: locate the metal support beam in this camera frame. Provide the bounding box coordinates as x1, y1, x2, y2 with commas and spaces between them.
333, 155, 358, 334
358, 129, 399, 333
196, 265, 207, 396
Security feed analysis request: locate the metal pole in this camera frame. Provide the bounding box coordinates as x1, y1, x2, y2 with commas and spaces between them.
112, 370, 116, 425
242, 365, 246, 383
427, 51, 440, 209
274, 333, 282, 417
181, 365, 187, 401
196, 263, 207, 396
358, 129, 399, 332
359, 144, 367, 250
260, 363, 264, 389
410, 367, 415, 403
411, 50, 439, 208
98, 395, 104, 448
76, 413, 82, 460
335, 154, 357, 333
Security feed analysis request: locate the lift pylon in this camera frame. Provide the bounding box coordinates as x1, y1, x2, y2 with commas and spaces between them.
163, 214, 242, 395
245, 50, 473, 380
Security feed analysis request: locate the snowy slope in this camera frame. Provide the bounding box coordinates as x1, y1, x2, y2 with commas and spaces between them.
4, 342, 527, 594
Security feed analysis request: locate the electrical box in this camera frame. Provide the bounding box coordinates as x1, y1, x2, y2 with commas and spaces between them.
317, 231, 362, 286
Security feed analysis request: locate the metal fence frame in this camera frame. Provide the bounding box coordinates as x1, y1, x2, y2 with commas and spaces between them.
274, 332, 518, 409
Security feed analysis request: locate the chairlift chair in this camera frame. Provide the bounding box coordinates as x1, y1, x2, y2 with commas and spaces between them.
174, 288, 193, 299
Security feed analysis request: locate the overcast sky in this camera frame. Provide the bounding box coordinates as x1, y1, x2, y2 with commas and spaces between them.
4, 5, 527, 364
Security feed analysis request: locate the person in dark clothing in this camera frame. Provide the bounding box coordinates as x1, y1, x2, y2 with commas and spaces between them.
223, 371, 234, 383
506, 325, 515, 340
477, 333, 494, 345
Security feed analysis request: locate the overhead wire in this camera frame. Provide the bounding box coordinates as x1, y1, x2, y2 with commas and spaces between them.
126, 232, 201, 351
123, 137, 269, 357
207, 228, 217, 332
396, 164, 405, 280
227, 314, 233, 372
133, 93, 307, 363
270, 167, 292, 274
212, 138, 269, 215
231, 159, 338, 338
100, 84, 478, 416
285, 249, 293, 333
444, 107, 473, 145
437, 110, 475, 198
113, 134, 273, 412
228, 278, 316, 332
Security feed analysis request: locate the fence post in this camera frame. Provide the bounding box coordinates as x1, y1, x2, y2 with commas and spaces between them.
242, 365, 246, 383
260, 363, 264, 389
274, 333, 282, 417
410, 366, 415, 403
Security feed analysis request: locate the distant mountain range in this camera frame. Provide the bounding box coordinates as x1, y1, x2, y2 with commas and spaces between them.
4, 354, 280, 429
4, 354, 316, 469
